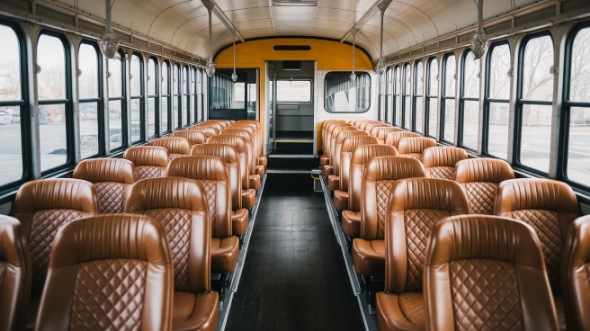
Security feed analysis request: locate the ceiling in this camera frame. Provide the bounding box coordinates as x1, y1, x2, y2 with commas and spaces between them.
54, 0, 538, 61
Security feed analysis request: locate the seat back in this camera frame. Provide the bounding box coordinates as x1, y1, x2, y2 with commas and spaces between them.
167, 156, 232, 239
398, 137, 437, 161
124, 177, 211, 293
329, 126, 357, 164
495, 178, 581, 293
562, 215, 590, 331
222, 129, 255, 175
361, 157, 426, 240
349, 144, 398, 212
231, 122, 260, 162
332, 130, 367, 178
384, 178, 468, 294
455, 158, 514, 214
370, 126, 402, 144
238, 120, 263, 157
12, 179, 97, 295
0, 216, 30, 331
422, 146, 468, 179
192, 143, 242, 210
35, 214, 174, 331
123, 146, 170, 181
363, 122, 389, 135
188, 125, 220, 138
151, 137, 191, 160
323, 121, 350, 157
171, 130, 207, 146
209, 135, 249, 190
384, 131, 420, 148
424, 215, 558, 331
73, 158, 135, 214
340, 135, 379, 192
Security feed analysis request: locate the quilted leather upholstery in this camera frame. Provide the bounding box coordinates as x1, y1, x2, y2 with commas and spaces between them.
422, 146, 468, 180
562, 215, 590, 331
73, 158, 135, 214
124, 146, 170, 181
377, 178, 469, 331
455, 158, 514, 215
370, 126, 402, 144
384, 131, 420, 148
35, 214, 174, 331
12, 179, 97, 296
495, 178, 581, 294
167, 156, 239, 273
151, 137, 191, 160
424, 215, 558, 331
0, 216, 30, 331
208, 135, 250, 190
398, 137, 437, 161
171, 130, 207, 146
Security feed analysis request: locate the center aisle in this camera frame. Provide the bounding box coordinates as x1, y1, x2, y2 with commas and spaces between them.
226, 173, 364, 331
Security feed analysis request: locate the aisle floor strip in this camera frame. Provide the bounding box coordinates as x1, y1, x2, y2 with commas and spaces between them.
216, 174, 267, 331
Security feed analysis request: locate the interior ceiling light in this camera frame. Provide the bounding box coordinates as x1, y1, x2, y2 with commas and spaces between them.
471, 0, 488, 59
99, 0, 119, 59
204, 1, 216, 77
272, 0, 318, 6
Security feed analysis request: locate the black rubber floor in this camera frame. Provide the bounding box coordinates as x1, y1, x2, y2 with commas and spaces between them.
226, 174, 364, 331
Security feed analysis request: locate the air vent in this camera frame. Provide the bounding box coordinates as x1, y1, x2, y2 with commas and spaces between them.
274, 45, 311, 51
272, 0, 318, 6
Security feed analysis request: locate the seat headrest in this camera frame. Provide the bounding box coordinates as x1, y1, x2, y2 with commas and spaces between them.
370, 126, 401, 138
385, 131, 421, 147
496, 178, 580, 215
335, 129, 366, 142
73, 158, 135, 184
208, 135, 247, 153
188, 126, 220, 137
454, 158, 514, 183
191, 144, 239, 164
351, 144, 398, 165
171, 131, 206, 145
123, 146, 169, 167
12, 179, 96, 213
342, 136, 379, 152
422, 147, 468, 167
125, 177, 208, 211
168, 156, 227, 181
365, 156, 426, 181
151, 137, 191, 155
398, 137, 437, 154
222, 129, 252, 140
390, 178, 469, 212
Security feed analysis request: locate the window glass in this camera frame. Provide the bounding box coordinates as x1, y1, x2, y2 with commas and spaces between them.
278, 80, 311, 102
444, 55, 456, 97
462, 51, 480, 150
38, 35, 66, 100
130, 54, 142, 142
108, 54, 122, 98
324, 72, 370, 112
0, 25, 23, 185
39, 104, 67, 170
130, 54, 141, 97
161, 61, 170, 132
147, 58, 157, 137
148, 58, 156, 96
414, 61, 423, 132
427, 58, 438, 137
394, 66, 402, 125
109, 100, 123, 148
567, 27, 590, 184
78, 44, 99, 99
78, 43, 100, 158
403, 64, 411, 129
172, 64, 179, 128
181, 65, 188, 126
486, 44, 511, 158
130, 99, 141, 142
442, 54, 456, 142
108, 53, 124, 150
522, 36, 554, 101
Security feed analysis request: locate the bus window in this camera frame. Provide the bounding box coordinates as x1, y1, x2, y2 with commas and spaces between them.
566, 26, 590, 185
129, 53, 143, 143
414, 61, 424, 133
172, 63, 180, 129
182, 65, 189, 126
37, 33, 69, 171
460, 50, 480, 150
442, 53, 456, 143
147, 57, 157, 138
485, 43, 511, 159
108, 51, 125, 150
402, 63, 411, 129
0, 24, 24, 186
517, 34, 554, 173
385, 67, 393, 125
324, 72, 370, 112
78, 42, 101, 159
161, 61, 170, 133
426, 58, 438, 138
394, 66, 401, 126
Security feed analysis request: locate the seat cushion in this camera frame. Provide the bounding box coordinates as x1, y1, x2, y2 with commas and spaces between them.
258, 156, 267, 167
352, 238, 385, 277
376, 291, 425, 331
255, 165, 265, 177
211, 236, 240, 273
328, 175, 340, 192
173, 291, 219, 331
322, 165, 333, 178
231, 208, 249, 236
249, 175, 261, 190
241, 189, 256, 209
320, 156, 330, 167
334, 190, 349, 212
342, 210, 361, 237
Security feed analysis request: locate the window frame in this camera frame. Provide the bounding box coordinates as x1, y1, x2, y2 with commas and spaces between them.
323, 71, 371, 113
401, 63, 411, 129
425, 57, 438, 138
440, 52, 457, 144
458, 49, 481, 151
413, 60, 424, 133
107, 49, 127, 152
78, 41, 105, 159
129, 52, 145, 144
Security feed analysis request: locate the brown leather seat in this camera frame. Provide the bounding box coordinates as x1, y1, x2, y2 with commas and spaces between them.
376, 178, 469, 331
352, 157, 426, 277
363, 122, 389, 135
151, 137, 191, 160
384, 131, 420, 149
35, 214, 175, 331
0, 215, 30, 331
495, 178, 581, 330
189, 125, 221, 139
370, 126, 402, 144
422, 146, 468, 180
191, 143, 249, 236
333, 135, 380, 212
124, 146, 170, 181
73, 158, 135, 214
232, 121, 266, 170
11, 178, 97, 323
172, 130, 207, 146
424, 215, 558, 331
222, 129, 261, 189
323, 124, 355, 177
455, 158, 514, 214
562, 215, 590, 331
167, 156, 239, 274
327, 129, 367, 192
320, 121, 348, 166
208, 135, 257, 209
342, 144, 398, 235
398, 137, 437, 161
124, 177, 219, 330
